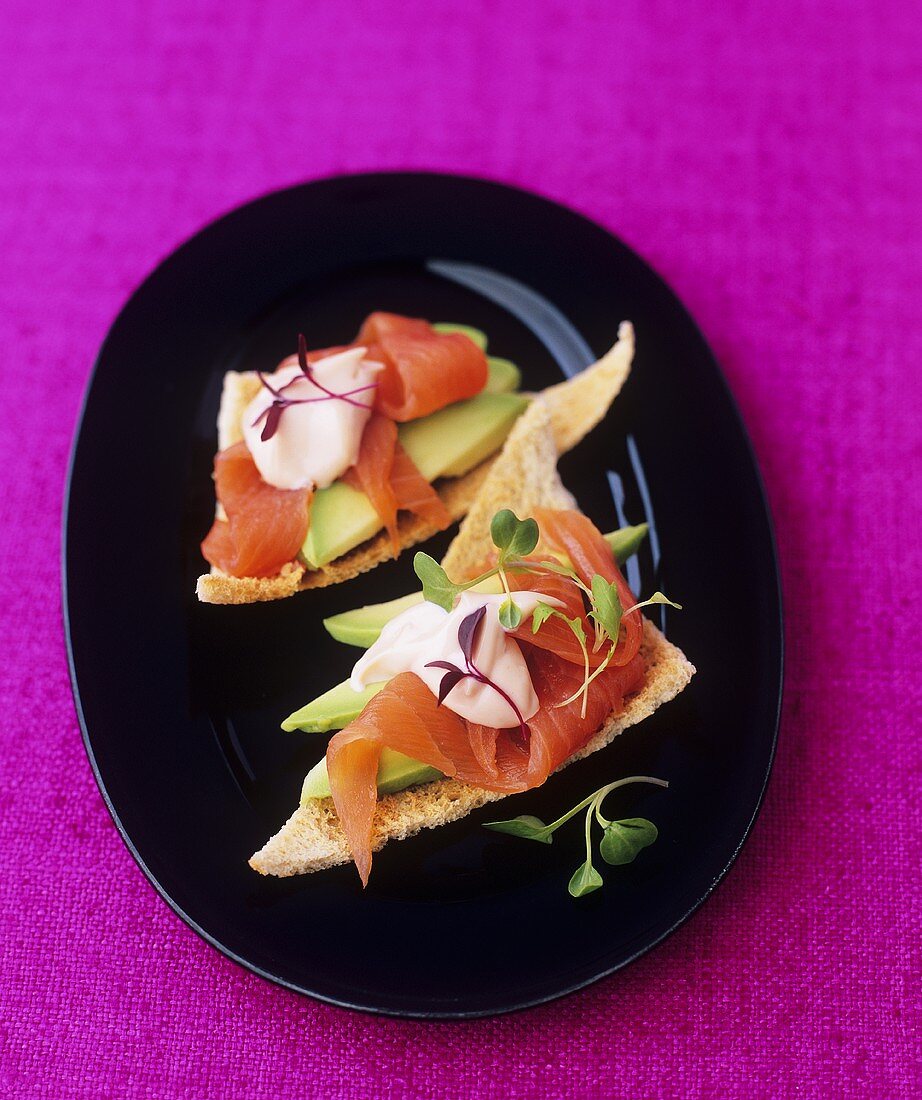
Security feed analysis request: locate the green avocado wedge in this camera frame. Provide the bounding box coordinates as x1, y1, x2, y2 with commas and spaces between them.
483, 357, 521, 394
323, 592, 425, 647
605, 523, 649, 564
301, 482, 381, 568
398, 392, 529, 482
323, 574, 504, 648
281, 679, 386, 733
301, 749, 443, 802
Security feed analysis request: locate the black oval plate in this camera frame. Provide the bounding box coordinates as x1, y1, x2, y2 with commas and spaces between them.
64, 173, 782, 1018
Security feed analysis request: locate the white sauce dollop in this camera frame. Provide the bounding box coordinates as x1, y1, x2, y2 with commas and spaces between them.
242, 347, 380, 490
350, 591, 562, 728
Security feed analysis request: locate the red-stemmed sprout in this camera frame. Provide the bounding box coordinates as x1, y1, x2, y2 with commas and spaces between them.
251, 334, 378, 442
425, 605, 530, 750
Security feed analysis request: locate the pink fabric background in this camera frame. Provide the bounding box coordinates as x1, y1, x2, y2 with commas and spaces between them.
1, 1, 919, 1096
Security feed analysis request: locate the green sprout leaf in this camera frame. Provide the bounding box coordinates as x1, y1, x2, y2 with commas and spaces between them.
490, 508, 518, 552
413, 552, 458, 611
483, 815, 553, 844
567, 614, 587, 647
604, 523, 649, 564
590, 574, 623, 641
599, 818, 659, 865
531, 602, 556, 633
531, 602, 585, 648
507, 516, 539, 559
568, 860, 603, 897
490, 509, 540, 561
498, 597, 523, 630
625, 591, 683, 614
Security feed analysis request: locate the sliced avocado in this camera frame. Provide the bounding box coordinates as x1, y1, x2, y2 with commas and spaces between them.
484, 357, 521, 394
281, 679, 386, 733
302, 392, 529, 566
323, 573, 503, 648
301, 481, 380, 568
431, 322, 487, 350
400, 392, 529, 481
301, 749, 443, 802
324, 592, 424, 647
604, 523, 649, 564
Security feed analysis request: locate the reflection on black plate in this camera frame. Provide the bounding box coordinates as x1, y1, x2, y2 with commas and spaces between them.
64, 173, 782, 1018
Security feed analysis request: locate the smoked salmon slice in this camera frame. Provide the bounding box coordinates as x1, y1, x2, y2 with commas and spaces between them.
355, 312, 488, 421
532, 508, 644, 666
523, 647, 644, 785
342, 414, 401, 556
298, 312, 486, 420
201, 443, 311, 578
389, 443, 452, 528
343, 414, 452, 557
507, 571, 613, 668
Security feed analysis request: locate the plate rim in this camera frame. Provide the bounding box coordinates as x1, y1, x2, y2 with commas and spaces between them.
62, 170, 784, 1019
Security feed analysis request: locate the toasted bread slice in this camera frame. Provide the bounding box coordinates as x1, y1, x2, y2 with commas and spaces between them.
249, 398, 695, 876
197, 323, 635, 604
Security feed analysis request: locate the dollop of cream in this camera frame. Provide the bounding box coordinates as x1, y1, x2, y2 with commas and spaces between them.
350, 591, 562, 728
242, 347, 380, 490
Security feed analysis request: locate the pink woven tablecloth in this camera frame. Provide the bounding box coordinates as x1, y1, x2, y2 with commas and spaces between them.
1, 1, 919, 1096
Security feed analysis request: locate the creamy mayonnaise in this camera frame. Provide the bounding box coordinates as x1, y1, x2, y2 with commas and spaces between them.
242, 347, 380, 490
350, 591, 562, 728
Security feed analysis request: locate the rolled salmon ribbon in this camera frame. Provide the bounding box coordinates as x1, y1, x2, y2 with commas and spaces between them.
355, 312, 489, 422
